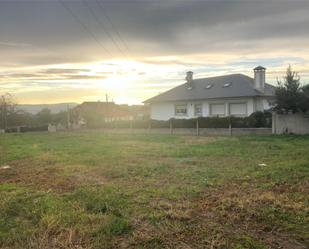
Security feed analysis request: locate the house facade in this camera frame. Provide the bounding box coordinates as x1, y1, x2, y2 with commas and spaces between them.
144, 66, 275, 120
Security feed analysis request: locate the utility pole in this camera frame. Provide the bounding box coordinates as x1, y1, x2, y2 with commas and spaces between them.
0, 96, 3, 130
67, 104, 71, 129
4, 100, 7, 130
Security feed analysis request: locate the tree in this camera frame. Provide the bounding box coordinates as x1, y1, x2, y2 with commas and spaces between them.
275, 65, 306, 113
36, 108, 52, 125
52, 111, 68, 126
0, 93, 18, 129
299, 84, 309, 113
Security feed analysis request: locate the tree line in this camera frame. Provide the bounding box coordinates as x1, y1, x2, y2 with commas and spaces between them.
0, 96, 70, 130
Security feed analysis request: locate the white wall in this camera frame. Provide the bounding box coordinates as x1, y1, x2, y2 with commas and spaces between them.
247, 98, 255, 114
254, 97, 273, 112
273, 113, 309, 134
150, 102, 175, 120
150, 97, 268, 120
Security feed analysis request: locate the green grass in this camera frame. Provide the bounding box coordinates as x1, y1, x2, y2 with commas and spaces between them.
0, 132, 308, 248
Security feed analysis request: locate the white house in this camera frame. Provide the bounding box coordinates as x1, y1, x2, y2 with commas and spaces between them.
144, 66, 275, 120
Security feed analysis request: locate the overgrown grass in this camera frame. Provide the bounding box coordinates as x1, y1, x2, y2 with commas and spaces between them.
0, 132, 308, 248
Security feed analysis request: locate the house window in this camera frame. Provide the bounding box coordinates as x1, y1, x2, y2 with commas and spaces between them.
175, 104, 187, 116
229, 103, 247, 116
194, 104, 202, 116
210, 103, 225, 116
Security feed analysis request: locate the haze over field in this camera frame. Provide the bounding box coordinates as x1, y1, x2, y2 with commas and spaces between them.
1, 0, 309, 104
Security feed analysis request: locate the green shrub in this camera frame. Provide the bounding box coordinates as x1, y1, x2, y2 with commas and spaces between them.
198, 116, 230, 128
82, 111, 272, 129
247, 111, 272, 128
150, 119, 170, 128
171, 118, 196, 128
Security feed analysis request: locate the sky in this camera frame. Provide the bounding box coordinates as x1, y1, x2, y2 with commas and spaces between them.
1, 0, 309, 105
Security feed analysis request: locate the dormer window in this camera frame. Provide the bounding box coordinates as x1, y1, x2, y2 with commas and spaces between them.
205, 83, 213, 89
223, 82, 232, 87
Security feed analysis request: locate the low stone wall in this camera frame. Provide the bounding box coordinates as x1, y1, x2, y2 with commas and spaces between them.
273, 113, 309, 134
98, 127, 272, 136
231, 128, 272, 136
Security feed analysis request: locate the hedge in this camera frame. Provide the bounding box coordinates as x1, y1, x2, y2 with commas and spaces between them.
4, 125, 48, 133
90, 111, 272, 129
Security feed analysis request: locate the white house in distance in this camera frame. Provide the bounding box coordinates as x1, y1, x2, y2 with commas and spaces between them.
144, 66, 276, 120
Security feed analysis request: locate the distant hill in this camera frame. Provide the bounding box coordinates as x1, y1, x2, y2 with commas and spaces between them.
18, 103, 79, 114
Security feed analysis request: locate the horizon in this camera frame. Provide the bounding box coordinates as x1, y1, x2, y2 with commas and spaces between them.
13, 70, 293, 106
1, 0, 309, 105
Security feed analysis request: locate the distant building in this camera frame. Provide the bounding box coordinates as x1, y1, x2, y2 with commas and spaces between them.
144, 66, 275, 120
73, 101, 149, 127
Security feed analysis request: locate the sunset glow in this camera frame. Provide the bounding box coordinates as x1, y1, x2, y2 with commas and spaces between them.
1, 0, 309, 105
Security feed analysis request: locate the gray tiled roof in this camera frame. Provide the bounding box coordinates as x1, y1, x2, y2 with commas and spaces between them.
144, 74, 275, 103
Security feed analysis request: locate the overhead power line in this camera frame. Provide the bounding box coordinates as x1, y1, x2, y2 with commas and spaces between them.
58, 0, 113, 58
95, 0, 132, 60
82, 0, 130, 61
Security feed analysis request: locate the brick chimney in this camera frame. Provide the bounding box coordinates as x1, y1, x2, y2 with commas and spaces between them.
186, 71, 193, 90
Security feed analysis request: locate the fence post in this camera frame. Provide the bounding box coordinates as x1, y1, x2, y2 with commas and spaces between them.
196, 119, 199, 136
148, 120, 151, 133
170, 119, 173, 135
272, 113, 276, 134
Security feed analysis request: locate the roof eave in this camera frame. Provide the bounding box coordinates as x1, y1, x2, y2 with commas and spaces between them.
145, 93, 276, 104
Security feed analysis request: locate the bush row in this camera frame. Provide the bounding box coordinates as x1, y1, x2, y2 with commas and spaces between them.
4, 125, 48, 133
97, 111, 272, 129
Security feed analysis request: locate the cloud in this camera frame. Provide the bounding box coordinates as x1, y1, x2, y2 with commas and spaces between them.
0, 41, 32, 47
0, 69, 110, 82
1, 0, 309, 63
1, 0, 309, 103
41, 68, 91, 74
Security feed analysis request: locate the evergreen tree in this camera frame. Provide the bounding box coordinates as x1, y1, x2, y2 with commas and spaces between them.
300, 84, 309, 113
275, 65, 303, 113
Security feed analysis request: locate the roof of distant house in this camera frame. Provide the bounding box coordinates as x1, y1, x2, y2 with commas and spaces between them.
144, 74, 275, 103
74, 102, 149, 117
75, 102, 131, 117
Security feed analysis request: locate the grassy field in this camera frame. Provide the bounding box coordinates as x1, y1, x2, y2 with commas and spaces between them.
0, 132, 308, 249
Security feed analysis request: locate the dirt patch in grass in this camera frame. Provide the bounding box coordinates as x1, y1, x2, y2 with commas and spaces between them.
181, 136, 222, 145
0, 156, 114, 193
126, 182, 308, 249
192, 183, 309, 249
27, 227, 92, 249
0, 157, 79, 192
271, 181, 309, 195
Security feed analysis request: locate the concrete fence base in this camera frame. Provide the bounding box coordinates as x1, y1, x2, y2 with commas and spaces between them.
96, 127, 272, 136
272, 113, 309, 134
